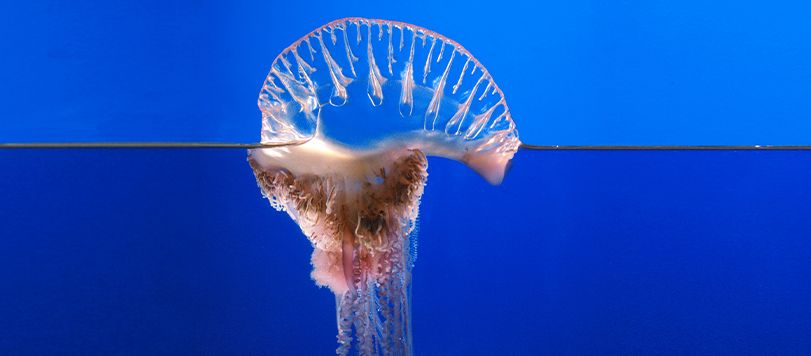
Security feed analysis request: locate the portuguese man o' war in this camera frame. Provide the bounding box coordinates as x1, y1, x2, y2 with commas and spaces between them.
247, 18, 520, 355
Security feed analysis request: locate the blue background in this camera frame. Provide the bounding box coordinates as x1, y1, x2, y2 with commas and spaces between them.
2, 149, 811, 354
2, 0, 811, 355
1, 0, 810, 145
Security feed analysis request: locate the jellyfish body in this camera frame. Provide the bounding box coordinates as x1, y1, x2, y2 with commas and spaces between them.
248, 18, 519, 355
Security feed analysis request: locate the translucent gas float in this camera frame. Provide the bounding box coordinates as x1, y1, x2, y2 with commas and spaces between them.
248, 18, 520, 355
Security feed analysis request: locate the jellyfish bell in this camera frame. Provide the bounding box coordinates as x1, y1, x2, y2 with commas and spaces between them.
254, 17, 519, 184
248, 17, 520, 355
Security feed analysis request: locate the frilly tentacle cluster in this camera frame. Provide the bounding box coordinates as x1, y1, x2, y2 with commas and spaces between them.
250, 149, 427, 355
249, 149, 427, 292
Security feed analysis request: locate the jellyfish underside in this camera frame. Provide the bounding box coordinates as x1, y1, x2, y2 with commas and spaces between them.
250, 145, 425, 355
248, 18, 519, 355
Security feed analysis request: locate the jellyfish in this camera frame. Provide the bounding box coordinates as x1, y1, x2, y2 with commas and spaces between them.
247, 18, 520, 355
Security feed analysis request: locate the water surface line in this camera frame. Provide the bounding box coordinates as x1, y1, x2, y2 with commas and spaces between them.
1, 142, 811, 150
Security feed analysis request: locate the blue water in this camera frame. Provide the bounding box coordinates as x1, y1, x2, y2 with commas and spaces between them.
3, 0, 811, 354
1, 149, 810, 354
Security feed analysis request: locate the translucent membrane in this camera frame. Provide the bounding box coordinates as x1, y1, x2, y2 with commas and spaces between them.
248, 18, 520, 355
256, 17, 519, 184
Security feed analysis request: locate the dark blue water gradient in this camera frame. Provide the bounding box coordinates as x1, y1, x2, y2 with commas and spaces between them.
0, 149, 809, 354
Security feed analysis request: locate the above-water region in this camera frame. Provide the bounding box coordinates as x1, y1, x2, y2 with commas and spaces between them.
1, 148, 809, 355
